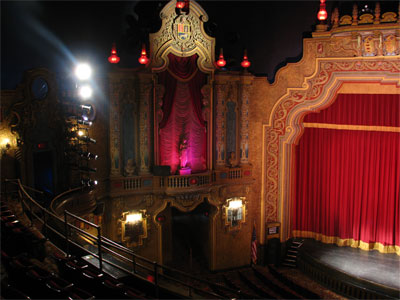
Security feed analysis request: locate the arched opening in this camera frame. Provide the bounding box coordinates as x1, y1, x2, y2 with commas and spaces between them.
263, 65, 400, 253
158, 199, 216, 273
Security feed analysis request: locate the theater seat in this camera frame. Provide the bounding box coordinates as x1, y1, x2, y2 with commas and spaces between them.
45, 277, 74, 299
1, 284, 32, 300
67, 286, 96, 300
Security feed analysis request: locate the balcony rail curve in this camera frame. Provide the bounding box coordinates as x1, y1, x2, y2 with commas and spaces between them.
3, 178, 246, 299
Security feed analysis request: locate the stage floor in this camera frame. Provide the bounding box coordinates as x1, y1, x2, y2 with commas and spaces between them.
300, 239, 400, 290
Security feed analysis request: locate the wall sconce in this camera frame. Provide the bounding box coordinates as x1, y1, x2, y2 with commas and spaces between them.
0, 131, 15, 155
223, 197, 247, 230
121, 210, 148, 247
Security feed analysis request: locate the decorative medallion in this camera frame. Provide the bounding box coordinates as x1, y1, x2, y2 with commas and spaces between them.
174, 15, 192, 42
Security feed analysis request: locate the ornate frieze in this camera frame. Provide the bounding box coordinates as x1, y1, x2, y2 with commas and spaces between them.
314, 30, 399, 58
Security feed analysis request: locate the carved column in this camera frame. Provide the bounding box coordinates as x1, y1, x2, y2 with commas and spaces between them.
154, 83, 165, 166
239, 84, 251, 164
214, 84, 226, 167
201, 84, 211, 169
352, 4, 358, 26
109, 78, 122, 176
139, 81, 153, 175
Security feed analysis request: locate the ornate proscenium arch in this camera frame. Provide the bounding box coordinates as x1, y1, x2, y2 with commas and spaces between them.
263, 57, 400, 243
149, 0, 216, 74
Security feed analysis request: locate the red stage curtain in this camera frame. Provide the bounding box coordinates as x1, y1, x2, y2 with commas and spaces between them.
158, 53, 207, 174
293, 94, 400, 253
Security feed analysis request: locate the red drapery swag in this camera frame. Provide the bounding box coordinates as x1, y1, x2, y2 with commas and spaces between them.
158, 53, 207, 174
293, 94, 400, 252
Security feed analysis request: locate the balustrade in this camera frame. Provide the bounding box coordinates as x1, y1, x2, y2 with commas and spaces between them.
110, 166, 252, 195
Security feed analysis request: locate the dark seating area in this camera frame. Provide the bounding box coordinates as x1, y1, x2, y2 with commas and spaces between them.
203, 265, 323, 300
0, 200, 149, 300
1, 196, 330, 300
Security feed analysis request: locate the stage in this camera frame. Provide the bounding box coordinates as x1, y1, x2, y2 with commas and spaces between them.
298, 239, 399, 298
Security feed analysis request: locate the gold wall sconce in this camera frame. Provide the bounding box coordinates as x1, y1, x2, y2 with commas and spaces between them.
121, 210, 148, 247
223, 197, 247, 230
0, 128, 15, 155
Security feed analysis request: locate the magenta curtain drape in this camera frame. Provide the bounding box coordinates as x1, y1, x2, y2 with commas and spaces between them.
293, 94, 400, 250
158, 53, 207, 174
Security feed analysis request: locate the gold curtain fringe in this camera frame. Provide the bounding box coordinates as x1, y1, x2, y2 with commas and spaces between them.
303, 122, 400, 133
292, 230, 400, 255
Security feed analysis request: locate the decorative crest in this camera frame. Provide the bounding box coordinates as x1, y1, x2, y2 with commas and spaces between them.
149, 0, 215, 73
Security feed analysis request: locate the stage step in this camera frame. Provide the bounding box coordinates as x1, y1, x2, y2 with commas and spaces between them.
282, 262, 296, 268
283, 239, 304, 268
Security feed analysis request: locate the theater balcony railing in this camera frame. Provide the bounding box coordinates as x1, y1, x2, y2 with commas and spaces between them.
109, 165, 253, 197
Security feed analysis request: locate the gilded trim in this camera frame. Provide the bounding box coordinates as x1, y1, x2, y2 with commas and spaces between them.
264, 56, 400, 243
304, 122, 400, 132
292, 230, 400, 255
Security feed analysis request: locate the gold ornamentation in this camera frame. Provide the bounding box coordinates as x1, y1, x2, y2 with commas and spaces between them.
149, 0, 215, 73
384, 35, 399, 56
374, 2, 381, 24
304, 122, 400, 132
139, 82, 152, 175
240, 84, 251, 164
381, 12, 397, 23
265, 58, 400, 225
292, 230, 400, 255
120, 210, 148, 248
222, 197, 247, 231
215, 84, 227, 166
352, 4, 358, 26
362, 35, 377, 56
339, 15, 352, 26
359, 13, 374, 24
325, 35, 361, 57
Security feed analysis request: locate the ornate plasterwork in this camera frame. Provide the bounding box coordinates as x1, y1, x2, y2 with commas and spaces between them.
264, 57, 400, 241
239, 84, 252, 164
139, 82, 153, 174
214, 84, 227, 166
314, 30, 400, 58
109, 78, 123, 176
149, 0, 215, 73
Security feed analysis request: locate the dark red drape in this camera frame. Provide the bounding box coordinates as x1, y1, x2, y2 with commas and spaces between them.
158, 53, 207, 174
293, 94, 400, 251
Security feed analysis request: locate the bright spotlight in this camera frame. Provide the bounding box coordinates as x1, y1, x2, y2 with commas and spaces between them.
75, 63, 92, 80
79, 85, 93, 99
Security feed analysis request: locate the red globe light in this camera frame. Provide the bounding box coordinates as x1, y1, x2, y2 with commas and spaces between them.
138, 56, 149, 65
189, 178, 198, 185
138, 45, 149, 65
241, 58, 251, 68
241, 49, 251, 68
317, 8, 328, 21
176, 1, 185, 9
317, 0, 328, 21
216, 48, 226, 67
108, 43, 120, 64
